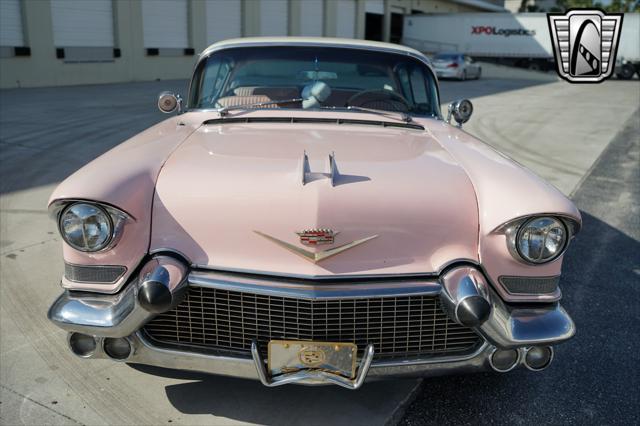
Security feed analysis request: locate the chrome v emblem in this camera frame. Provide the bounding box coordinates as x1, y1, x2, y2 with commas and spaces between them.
254, 231, 378, 264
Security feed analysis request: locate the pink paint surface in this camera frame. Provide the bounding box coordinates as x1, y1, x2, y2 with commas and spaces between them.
50, 108, 580, 299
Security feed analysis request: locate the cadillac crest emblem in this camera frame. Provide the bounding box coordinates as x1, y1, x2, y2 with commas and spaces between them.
296, 229, 337, 246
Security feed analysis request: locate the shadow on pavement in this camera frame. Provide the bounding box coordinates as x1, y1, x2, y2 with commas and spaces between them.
130, 363, 414, 426
0, 79, 188, 194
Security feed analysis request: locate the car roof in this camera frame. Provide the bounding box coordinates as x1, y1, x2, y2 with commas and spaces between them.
199, 37, 428, 61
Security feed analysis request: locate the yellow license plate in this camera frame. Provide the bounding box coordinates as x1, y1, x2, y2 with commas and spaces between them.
268, 340, 358, 378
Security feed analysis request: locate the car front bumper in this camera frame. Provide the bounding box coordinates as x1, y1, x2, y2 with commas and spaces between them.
435, 68, 463, 79
48, 261, 575, 389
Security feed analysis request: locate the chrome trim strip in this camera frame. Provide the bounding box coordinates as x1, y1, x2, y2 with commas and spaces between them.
48, 198, 133, 221
189, 257, 478, 281
148, 247, 192, 263
188, 270, 441, 300
198, 40, 433, 67
371, 341, 489, 368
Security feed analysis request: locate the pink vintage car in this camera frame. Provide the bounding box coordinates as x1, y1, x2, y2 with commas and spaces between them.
48, 38, 580, 389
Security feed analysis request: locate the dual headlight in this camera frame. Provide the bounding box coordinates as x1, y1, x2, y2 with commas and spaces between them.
58, 203, 118, 252
511, 216, 570, 264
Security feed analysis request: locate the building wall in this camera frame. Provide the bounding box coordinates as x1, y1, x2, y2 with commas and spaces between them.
0, 0, 503, 89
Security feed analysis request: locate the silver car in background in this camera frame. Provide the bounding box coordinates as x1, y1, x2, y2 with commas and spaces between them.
432, 53, 482, 80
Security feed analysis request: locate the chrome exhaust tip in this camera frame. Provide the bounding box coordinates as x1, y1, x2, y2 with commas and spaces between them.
489, 348, 520, 372
523, 346, 554, 371
103, 337, 134, 361
68, 332, 97, 358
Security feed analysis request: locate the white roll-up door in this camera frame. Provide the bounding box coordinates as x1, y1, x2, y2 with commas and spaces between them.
299, 0, 323, 37
0, 0, 24, 47
365, 0, 383, 14
50, 0, 114, 47
206, 0, 242, 44
142, 0, 189, 48
259, 0, 288, 36
336, 0, 356, 38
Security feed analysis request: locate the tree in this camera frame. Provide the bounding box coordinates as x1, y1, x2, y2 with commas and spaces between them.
556, 0, 640, 11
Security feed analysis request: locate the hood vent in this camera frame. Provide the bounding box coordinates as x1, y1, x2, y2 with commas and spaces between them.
202, 116, 425, 131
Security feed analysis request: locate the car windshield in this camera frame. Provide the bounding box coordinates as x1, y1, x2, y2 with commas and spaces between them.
188, 46, 439, 117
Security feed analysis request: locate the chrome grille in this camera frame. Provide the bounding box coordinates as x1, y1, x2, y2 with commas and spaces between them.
144, 286, 482, 360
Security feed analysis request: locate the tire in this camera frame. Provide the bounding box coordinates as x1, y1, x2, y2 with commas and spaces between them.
617, 63, 635, 80
461, 70, 467, 81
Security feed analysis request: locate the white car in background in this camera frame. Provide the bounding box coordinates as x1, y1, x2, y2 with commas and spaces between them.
432, 53, 482, 80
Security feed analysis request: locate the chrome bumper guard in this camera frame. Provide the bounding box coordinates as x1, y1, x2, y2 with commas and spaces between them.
48, 264, 575, 386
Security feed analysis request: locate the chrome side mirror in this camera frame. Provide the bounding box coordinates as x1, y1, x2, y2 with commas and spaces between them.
158, 91, 182, 114
446, 99, 473, 127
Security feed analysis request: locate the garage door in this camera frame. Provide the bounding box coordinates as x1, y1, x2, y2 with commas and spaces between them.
300, 0, 323, 37
142, 0, 189, 48
0, 0, 24, 47
259, 0, 288, 36
206, 0, 242, 44
336, 0, 356, 38
50, 0, 114, 47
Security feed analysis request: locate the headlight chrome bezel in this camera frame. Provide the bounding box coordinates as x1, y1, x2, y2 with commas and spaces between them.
501, 215, 578, 265
51, 200, 130, 253
516, 216, 568, 264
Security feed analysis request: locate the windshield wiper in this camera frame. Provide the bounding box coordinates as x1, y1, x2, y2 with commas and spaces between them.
218, 98, 303, 117
217, 98, 415, 124
320, 105, 413, 124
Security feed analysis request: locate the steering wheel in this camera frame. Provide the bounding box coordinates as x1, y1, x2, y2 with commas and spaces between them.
346, 89, 411, 111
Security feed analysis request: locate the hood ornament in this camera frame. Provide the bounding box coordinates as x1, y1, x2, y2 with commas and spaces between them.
301, 151, 340, 186
254, 230, 378, 264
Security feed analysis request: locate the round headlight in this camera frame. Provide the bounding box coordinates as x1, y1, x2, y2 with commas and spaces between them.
516, 217, 567, 264
59, 203, 113, 252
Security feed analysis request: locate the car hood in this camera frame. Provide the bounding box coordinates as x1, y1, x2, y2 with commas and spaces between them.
150, 121, 479, 276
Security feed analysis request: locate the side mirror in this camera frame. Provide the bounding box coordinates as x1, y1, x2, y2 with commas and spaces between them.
446, 99, 473, 127
158, 91, 182, 114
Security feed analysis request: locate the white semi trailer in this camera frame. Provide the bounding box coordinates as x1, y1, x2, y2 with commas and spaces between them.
615, 13, 640, 79
403, 13, 639, 78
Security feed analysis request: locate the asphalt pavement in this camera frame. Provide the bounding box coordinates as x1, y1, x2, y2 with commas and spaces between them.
1, 73, 639, 425
399, 108, 640, 426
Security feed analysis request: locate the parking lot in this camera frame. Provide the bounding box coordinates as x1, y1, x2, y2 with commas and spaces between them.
1, 70, 639, 425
